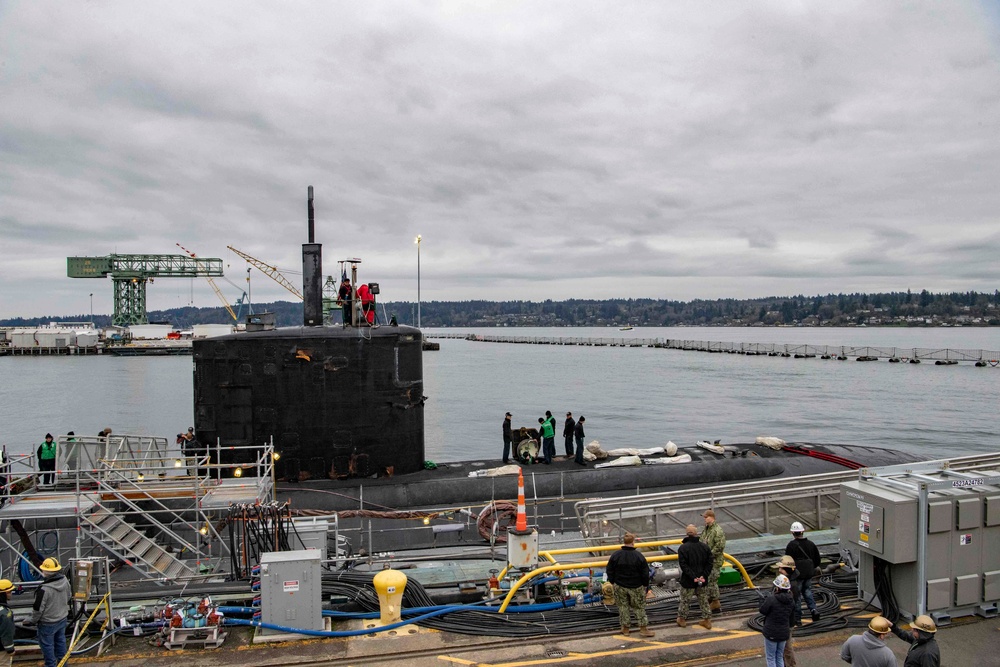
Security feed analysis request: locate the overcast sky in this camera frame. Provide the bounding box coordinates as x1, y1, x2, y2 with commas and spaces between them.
2, 1, 999, 319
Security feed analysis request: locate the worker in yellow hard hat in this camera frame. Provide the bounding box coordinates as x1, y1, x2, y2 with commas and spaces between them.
840, 616, 895, 665
30, 558, 72, 667
0, 579, 15, 661
890, 614, 940, 666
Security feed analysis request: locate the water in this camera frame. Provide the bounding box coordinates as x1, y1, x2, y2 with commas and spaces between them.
2, 327, 997, 462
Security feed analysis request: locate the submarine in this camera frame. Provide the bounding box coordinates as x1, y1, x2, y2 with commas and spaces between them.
193, 188, 923, 518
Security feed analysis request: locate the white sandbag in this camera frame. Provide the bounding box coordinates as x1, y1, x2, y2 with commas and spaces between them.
583, 449, 597, 462
594, 455, 642, 469
697, 440, 726, 455
755, 436, 786, 450
606, 446, 665, 457
585, 440, 608, 459
642, 453, 692, 465
468, 464, 521, 478
665, 441, 678, 456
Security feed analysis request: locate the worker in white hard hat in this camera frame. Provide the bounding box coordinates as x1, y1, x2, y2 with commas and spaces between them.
759, 573, 794, 667
784, 521, 822, 624
840, 616, 896, 666
29, 558, 72, 667
890, 614, 940, 667
776, 555, 800, 667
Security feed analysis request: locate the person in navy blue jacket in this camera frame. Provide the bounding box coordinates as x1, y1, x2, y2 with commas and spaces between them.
759, 574, 794, 667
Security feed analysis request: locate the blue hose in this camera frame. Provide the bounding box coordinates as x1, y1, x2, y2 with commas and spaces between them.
220, 593, 596, 633
19, 553, 38, 582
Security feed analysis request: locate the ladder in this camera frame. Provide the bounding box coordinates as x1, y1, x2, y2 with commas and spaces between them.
80, 506, 196, 581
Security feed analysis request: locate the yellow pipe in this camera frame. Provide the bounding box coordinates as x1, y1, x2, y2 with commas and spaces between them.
497, 551, 754, 613
499, 539, 683, 579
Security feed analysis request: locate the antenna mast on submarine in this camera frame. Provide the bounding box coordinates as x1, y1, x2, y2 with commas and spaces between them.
302, 186, 324, 326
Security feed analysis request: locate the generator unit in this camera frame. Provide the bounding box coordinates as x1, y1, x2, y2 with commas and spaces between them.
840, 459, 1000, 623
259, 550, 323, 635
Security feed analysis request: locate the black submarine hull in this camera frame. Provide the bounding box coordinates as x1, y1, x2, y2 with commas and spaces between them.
274, 441, 923, 512
193, 324, 425, 479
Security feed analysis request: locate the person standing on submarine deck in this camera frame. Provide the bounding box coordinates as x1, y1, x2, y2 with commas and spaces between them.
502, 412, 513, 464
337, 276, 352, 325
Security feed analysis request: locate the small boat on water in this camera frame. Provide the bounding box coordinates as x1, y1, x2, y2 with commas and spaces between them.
619, 325, 633, 330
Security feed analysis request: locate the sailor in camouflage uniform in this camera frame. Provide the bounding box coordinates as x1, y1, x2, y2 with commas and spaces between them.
701, 509, 727, 614
606, 532, 655, 637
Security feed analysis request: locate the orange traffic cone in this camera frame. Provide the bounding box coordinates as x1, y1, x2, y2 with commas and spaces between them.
515, 469, 528, 532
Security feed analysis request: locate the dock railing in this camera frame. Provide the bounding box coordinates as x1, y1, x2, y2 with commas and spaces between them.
573, 452, 1000, 548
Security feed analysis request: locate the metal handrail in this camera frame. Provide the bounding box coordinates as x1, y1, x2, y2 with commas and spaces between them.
78, 467, 204, 571
574, 452, 1000, 545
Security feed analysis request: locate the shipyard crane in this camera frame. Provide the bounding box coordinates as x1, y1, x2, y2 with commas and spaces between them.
226, 246, 303, 300
68, 253, 224, 326
176, 244, 239, 321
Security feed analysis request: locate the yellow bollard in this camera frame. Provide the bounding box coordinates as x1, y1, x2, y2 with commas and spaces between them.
373, 569, 408, 625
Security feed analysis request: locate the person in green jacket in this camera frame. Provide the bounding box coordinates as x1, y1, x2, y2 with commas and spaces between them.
701, 509, 727, 613
37, 433, 57, 487
537, 414, 556, 464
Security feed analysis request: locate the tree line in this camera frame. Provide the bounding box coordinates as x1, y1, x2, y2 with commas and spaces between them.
4, 290, 998, 329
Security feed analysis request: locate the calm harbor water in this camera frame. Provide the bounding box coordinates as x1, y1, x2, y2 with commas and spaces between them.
1, 327, 997, 462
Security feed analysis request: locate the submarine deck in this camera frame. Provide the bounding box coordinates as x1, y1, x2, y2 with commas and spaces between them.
275, 442, 924, 512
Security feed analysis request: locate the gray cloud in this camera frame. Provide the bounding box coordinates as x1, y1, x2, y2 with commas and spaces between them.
2, 1, 999, 318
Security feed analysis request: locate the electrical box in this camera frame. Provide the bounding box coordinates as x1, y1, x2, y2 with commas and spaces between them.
71, 560, 94, 601
259, 550, 323, 635
291, 517, 330, 562
507, 529, 539, 571
840, 465, 1000, 622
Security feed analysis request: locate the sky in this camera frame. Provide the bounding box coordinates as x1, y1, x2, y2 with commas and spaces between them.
2, 1, 1000, 320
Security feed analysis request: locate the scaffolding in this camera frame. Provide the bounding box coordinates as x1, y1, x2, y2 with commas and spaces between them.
0, 434, 273, 583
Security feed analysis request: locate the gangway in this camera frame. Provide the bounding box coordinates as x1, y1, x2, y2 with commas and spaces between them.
574, 452, 1000, 547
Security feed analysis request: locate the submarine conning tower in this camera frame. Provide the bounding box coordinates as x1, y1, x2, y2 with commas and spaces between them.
192, 186, 425, 480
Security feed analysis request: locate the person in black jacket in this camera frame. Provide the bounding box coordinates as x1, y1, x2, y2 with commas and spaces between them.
562, 413, 575, 457
760, 574, 794, 667
502, 412, 513, 464
677, 524, 713, 629
785, 522, 821, 622
890, 614, 940, 667
573, 416, 586, 465
606, 532, 654, 637
776, 555, 800, 667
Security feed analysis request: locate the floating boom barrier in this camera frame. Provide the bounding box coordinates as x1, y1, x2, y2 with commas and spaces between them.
425, 334, 1000, 366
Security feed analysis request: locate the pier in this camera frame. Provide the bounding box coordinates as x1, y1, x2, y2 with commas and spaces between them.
425, 333, 1000, 366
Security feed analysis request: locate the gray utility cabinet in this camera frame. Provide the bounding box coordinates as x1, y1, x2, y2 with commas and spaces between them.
840, 463, 1000, 623
259, 550, 323, 634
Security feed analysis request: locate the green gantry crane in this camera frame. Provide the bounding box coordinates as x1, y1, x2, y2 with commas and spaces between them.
67, 254, 224, 326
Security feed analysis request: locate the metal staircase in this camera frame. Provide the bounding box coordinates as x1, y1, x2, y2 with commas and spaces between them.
80, 505, 196, 581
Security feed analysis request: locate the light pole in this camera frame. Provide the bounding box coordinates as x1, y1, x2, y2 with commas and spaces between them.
89, 293, 93, 321
414, 235, 422, 328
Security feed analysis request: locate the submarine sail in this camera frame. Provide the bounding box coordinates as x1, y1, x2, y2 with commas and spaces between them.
192, 187, 425, 480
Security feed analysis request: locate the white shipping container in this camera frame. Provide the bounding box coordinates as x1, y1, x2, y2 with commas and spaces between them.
10, 329, 36, 348
75, 331, 99, 348
192, 324, 233, 338
35, 329, 76, 348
